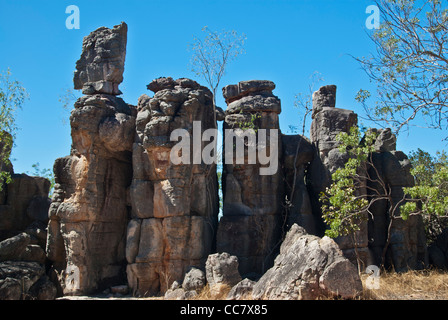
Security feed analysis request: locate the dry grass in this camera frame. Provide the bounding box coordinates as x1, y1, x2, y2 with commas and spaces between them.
361, 269, 448, 300
190, 269, 448, 300
191, 284, 232, 300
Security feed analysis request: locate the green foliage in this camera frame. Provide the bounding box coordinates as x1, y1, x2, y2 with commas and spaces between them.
355, 0, 448, 135
293, 71, 324, 136
320, 126, 378, 238
238, 110, 261, 132
58, 87, 79, 125
402, 149, 448, 243
321, 129, 448, 247
190, 26, 246, 107
0, 68, 28, 191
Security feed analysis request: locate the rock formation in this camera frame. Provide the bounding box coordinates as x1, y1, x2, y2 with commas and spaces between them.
46, 22, 136, 295
0, 143, 51, 243
217, 80, 284, 278
74, 22, 127, 95
206, 252, 242, 289
281, 134, 315, 233
367, 128, 427, 271
1, 22, 431, 299
226, 278, 256, 300
251, 224, 362, 300
307, 85, 427, 270
0, 136, 55, 300
126, 77, 219, 296
428, 227, 448, 269
307, 85, 370, 265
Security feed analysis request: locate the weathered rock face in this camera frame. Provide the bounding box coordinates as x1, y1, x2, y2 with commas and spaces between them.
126, 77, 219, 296
217, 80, 284, 278
281, 134, 315, 234
307, 85, 370, 265
367, 130, 427, 271
428, 228, 448, 269
226, 278, 256, 300
0, 173, 50, 242
307, 86, 427, 271
73, 22, 127, 95
205, 252, 242, 288
46, 23, 135, 295
252, 224, 362, 300
0, 144, 55, 300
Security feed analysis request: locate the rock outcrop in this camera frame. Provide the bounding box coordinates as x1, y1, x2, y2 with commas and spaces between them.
226, 278, 256, 300
307, 85, 370, 265
0, 22, 434, 300
281, 134, 315, 233
252, 224, 362, 300
0, 140, 55, 300
428, 228, 448, 269
307, 85, 427, 271
0, 173, 51, 242
367, 129, 427, 271
74, 22, 127, 95
205, 252, 242, 289
217, 80, 284, 278
126, 77, 219, 296
46, 22, 135, 295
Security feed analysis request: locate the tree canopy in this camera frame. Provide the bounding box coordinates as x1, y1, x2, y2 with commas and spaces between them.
356, 0, 448, 136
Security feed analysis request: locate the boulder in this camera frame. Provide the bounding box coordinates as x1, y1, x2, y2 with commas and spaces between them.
0, 174, 50, 241
0, 261, 46, 300
226, 278, 256, 300
182, 267, 206, 292
252, 224, 362, 300
205, 252, 242, 288
164, 280, 197, 300
0, 232, 30, 262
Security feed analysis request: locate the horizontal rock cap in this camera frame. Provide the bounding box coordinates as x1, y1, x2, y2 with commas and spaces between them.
222, 80, 276, 104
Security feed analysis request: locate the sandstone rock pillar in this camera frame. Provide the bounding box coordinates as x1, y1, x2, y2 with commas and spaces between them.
217, 80, 283, 278
308, 85, 370, 266
367, 129, 427, 271
126, 77, 219, 296
46, 22, 135, 295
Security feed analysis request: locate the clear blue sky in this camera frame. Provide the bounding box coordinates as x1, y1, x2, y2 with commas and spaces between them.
0, 0, 446, 174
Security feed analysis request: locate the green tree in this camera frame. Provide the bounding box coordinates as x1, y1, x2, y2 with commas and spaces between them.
190, 26, 246, 126
293, 71, 324, 136
0, 68, 28, 190
403, 149, 448, 244
321, 126, 417, 269
355, 0, 448, 135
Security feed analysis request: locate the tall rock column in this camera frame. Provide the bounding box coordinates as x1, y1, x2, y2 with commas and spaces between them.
217, 80, 284, 278
281, 134, 315, 234
308, 85, 370, 266
126, 77, 219, 296
46, 22, 136, 295
367, 129, 427, 271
